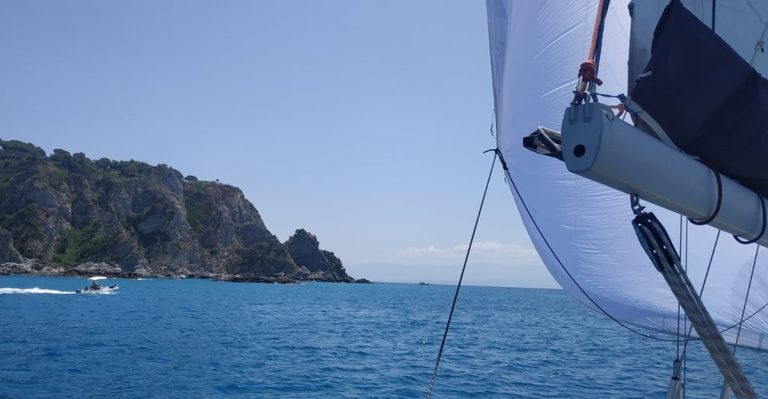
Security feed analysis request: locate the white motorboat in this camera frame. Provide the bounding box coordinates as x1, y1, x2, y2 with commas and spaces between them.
76, 276, 119, 294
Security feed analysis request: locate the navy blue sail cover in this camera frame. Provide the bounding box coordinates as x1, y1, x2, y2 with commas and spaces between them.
631, 0, 768, 198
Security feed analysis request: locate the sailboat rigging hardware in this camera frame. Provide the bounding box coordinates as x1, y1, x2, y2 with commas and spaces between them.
522, 127, 562, 161
572, 0, 611, 105
631, 203, 756, 399
734, 196, 767, 245
487, 0, 768, 395
559, 102, 768, 249
687, 162, 722, 226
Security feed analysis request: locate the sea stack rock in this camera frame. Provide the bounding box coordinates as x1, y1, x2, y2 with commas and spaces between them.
284, 229, 353, 282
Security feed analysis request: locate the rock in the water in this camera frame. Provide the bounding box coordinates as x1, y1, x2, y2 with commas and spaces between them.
0, 262, 32, 275
0, 258, 42, 275
72, 262, 123, 276
284, 229, 354, 282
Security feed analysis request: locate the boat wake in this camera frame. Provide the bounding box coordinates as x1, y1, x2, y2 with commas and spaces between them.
77, 289, 118, 295
0, 287, 76, 295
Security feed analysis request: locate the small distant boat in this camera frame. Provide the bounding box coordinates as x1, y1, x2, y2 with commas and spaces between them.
76, 276, 119, 294
417, 282, 429, 286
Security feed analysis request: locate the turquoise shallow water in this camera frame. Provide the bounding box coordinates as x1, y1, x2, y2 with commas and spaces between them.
0, 275, 767, 398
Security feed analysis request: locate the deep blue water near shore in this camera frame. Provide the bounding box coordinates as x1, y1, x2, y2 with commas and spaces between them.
1, 276, 767, 398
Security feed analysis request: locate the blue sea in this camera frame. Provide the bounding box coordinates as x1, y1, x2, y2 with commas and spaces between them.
1, 276, 767, 398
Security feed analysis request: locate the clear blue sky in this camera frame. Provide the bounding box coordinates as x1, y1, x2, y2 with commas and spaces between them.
0, 0, 556, 288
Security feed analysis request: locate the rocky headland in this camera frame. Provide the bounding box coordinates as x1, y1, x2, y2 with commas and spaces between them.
0, 139, 365, 283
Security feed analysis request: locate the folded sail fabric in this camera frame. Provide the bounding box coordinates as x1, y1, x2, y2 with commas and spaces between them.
631, 0, 768, 198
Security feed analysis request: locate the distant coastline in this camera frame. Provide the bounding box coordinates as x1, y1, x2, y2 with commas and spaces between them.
0, 260, 372, 284
0, 139, 366, 284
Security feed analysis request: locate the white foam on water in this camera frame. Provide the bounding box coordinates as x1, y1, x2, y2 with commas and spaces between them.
0, 287, 75, 295
77, 289, 118, 295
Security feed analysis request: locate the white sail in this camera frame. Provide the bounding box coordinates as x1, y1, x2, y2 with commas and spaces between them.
488, 0, 768, 349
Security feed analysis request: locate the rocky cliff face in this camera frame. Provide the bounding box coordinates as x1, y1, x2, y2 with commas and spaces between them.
285, 229, 352, 282
0, 139, 356, 282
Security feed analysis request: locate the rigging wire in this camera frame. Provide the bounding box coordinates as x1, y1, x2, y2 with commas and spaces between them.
742, 0, 768, 66
733, 246, 760, 353
749, 21, 768, 66
425, 150, 497, 399
743, 0, 764, 24
675, 215, 692, 394
494, 0, 767, 352
650, 222, 768, 357
679, 230, 721, 378
498, 144, 768, 346
677, 215, 683, 360
661, 225, 768, 353
722, 299, 768, 333
683, 218, 689, 394
495, 148, 678, 342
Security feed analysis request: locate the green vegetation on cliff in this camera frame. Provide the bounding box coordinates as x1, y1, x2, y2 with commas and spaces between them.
52, 222, 120, 266
0, 139, 357, 281
0, 138, 355, 281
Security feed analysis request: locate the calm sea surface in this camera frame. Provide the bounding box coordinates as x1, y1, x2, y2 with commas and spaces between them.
1, 275, 767, 398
